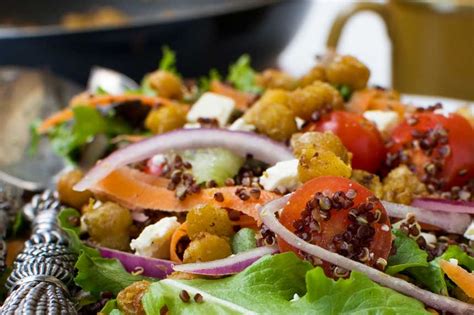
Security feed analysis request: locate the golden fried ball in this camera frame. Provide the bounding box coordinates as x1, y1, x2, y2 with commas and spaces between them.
382, 165, 428, 205
299, 65, 327, 87
186, 205, 234, 240
350, 169, 383, 199
291, 131, 350, 164
288, 81, 343, 121
297, 149, 352, 183
147, 70, 183, 99
145, 104, 187, 134
326, 55, 370, 90
255, 69, 298, 91
57, 169, 92, 209
117, 280, 150, 315
183, 233, 232, 263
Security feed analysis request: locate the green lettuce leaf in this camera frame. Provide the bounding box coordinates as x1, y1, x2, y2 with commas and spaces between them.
57, 208, 99, 257
159, 46, 177, 74
75, 251, 149, 298
386, 230, 428, 275
227, 54, 262, 94
101, 299, 118, 314
140, 253, 429, 315
48, 106, 131, 163
440, 245, 474, 271
198, 68, 222, 94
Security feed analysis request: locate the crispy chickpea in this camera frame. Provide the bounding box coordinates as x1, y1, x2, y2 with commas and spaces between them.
298, 148, 352, 183
117, 280, 150, 315
57, 169, 92, 209
243, 89, 297, 141
255, 69, 298, 90
145, 104, 187, 134
183, 233, 232, 263
147, 70, 183, 99
291, 131, 350, 164
326, 55, 370, 90
288, 81, 343, 121
382, 165, 428, 204
83, 202, 132, 251
299, 65, 327, 87
350, 169, 383, 198
186, 205, 234, 240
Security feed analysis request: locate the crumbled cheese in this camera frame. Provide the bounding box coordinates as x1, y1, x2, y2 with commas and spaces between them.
260, 159, 300, 192
187, 92, 235, 126
449, 258, 459, 266
463, 220, 474, 241
229, 118, 256, 132
295, 117, 305, 130
150, 154, 166, 166
363, 110, 399, 133
420, 232, 437, 245
290, 293, 300, 302
130, 217, 181, 259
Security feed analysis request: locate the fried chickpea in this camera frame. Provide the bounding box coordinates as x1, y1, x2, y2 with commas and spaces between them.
117, 280, 150, 315
291, 131, 350, 164
183, 233, 232, 263
57, 169, 92, 209
83, 202, 132, 251
243, 89, 297, 141
326, 55, 370, 90
382, 165, 428, 204
255, 69, 298, 90
350, 169, 383, 199
288, 81, 343, 121
147, 70, 183, 99
145, 104, 187, 134
298, 148, 352, 183
299, 65, 327, 87
186, 205, 234, 240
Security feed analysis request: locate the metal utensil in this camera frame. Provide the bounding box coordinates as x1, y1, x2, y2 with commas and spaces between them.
87, 66, 139, 95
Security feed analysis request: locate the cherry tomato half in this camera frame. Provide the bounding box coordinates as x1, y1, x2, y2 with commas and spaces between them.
277, 176, 392, 277
304, 111, 386, 173
387, 111, 474, 190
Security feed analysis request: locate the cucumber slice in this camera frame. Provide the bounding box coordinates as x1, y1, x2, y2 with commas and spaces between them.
181, 148, 244, 186
232, 228, 257, 254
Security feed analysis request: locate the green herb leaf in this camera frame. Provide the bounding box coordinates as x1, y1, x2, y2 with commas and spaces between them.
58, 208, 99, 257
75, 251, 149, 298
336, 84, 352, 101
159, 46, 177, 74
96, 86, 109, 95
408, 260, 448, 295
226, 54, 262, 94
386, 229, 429, 275
198, 68, 222, 93
440, 245, 474, 271
48, 106, 131, 163
101, 299, 118, 314
142, 253, 429, 315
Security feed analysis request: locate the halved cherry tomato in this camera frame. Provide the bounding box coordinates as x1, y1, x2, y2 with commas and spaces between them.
277, 176, 392, 277
304, 111, 386, 173
387, 111, 474, 189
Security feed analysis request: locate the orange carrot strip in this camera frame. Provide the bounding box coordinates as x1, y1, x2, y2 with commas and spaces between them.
210, 81, 255, 110
439, 259, 474, 298
37, 108, 74, 134
170, 223, 188, 263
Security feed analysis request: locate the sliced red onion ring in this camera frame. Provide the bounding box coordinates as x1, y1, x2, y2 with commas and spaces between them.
173, 246, 279, 276
382, 200, 471, 234
412, 198, 474, 214
259, 195, 474, 314
99, 247, 174, 279
75, 129, 293, 191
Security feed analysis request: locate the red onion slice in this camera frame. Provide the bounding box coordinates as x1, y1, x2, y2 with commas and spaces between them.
259, 195, 474, 314
412, 198, 474, 214
382, 200, 471, 234
99, 247, 174, 279
75, 129, 293, 191
173, 246, 279, 276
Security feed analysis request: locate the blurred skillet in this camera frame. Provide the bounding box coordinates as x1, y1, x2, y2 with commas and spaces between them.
0, 0, 309, 84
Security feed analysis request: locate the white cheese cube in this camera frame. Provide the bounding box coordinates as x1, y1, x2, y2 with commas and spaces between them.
187, 92, 235, 126
130, 217, 180, 259
260, 159, 300, 192
420, 232, 437, 245
463, 220, 474, 241
363, 110, 399, 133
229, 118, 256, 132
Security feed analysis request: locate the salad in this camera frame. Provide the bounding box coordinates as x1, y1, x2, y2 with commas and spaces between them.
35, 48, 474, 314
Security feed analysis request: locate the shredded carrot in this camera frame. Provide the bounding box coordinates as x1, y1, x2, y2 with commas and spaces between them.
439, 259, 474, 298
210, 81, 255, 110
170, 223, 188, 263
347, 88, 406, 117
38, 94, 186, 134
91, 167, 278, 222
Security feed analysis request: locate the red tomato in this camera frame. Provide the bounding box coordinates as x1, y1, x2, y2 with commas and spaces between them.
277, 176, 392, 277
387, 112, 474, 189
304, 111, 386, 173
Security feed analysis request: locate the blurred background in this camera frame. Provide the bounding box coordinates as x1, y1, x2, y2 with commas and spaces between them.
0, 0, 472, 99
